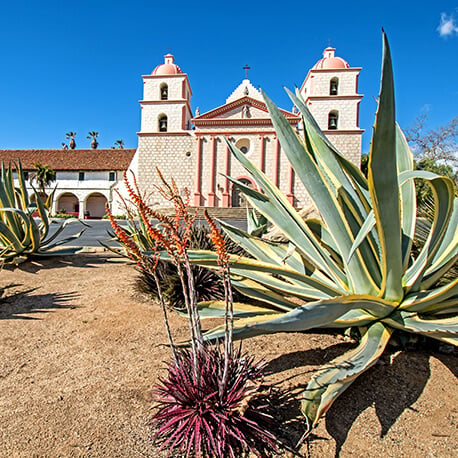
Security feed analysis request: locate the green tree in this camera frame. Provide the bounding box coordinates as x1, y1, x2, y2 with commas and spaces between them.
87, 131, 99, 149
65, 132, 77, 149
31, 162, 56, 198
113, 139, 124, 149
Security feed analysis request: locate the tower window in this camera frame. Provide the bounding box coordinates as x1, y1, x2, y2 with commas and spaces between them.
160, 83, 168, 100
328, 111, 338, 130
78, 172, 85, 181
109, 171, 116, 181
330, 77, 339, 95
158, 114, 168, 132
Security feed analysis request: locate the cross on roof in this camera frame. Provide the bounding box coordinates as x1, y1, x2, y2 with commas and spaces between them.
243, 64, 251, 79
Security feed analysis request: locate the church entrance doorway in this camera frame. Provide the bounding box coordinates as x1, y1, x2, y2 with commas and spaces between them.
231, 178, 255, 207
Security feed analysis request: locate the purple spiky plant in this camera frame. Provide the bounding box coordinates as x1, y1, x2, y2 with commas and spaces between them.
151, 345, 279, 457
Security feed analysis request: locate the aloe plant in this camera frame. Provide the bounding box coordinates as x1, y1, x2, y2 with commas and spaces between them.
173, 33, 457, 431
0, 161, 85, 264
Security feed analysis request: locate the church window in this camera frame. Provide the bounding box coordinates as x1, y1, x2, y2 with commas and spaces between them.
160, 83, 168, 100
78, 172, 85, 181
235, 138, 251, 154
158, 114, 168, 132
330, 77, 339, 95
328, 111, 338, 130
109, 171, 116, 181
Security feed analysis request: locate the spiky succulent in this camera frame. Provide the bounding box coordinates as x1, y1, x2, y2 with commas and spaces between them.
174, 32, 457, 431
151, 345, 279, 457
0, 161, 85, 264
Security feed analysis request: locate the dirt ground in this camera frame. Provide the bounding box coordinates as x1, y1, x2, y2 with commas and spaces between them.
0, 253, 456, 457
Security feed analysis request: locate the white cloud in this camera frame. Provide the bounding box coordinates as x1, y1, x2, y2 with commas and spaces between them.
437, 13, 458, 37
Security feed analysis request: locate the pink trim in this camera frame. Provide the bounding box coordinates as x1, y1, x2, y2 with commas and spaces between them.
222, 139, 231, 207
287, 165, 294, 204
194, 129, 276, 136
259, 135, 265, 172
305, 95, 363, 101
274, 138, 280, 187
208, 137, 217, 206
194, 138, 202, 206
137, 132, 192, 136
356, 101, 360, 128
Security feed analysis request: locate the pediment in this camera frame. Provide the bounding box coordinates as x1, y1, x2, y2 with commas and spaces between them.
192, 97, 299, 127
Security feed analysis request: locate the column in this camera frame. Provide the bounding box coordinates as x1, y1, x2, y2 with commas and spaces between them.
194, 136, 202, 206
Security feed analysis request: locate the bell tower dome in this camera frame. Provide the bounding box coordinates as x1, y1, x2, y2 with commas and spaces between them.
300, 47, 363, 164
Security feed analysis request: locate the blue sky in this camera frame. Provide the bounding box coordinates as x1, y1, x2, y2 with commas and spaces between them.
0, 0, 456, 153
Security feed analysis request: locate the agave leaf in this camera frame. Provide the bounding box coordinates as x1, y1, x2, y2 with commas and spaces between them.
288, 88, 372, 218
368, 32, 403, 302
219, 220, 338, 286
33, 247, 85, 256
420, 197, 458, 290
262, 90, 379, 295
401, 172, 455, 291
0, 217, 24, 254
346, 210, 376, 264
41, 217, 86, 246
220, 220, 310, 274
41, 228, 87, 250
201, 296, 392, 343
177, 301, 281, 319
30, 183, 50, 239
230, 277, 299, 311
396, 124, 416, 270
182, 249, 344, 298
384, 311, 458, 343
16, 160, 30, 210
302, 322, 392, 427
400, 278, 458, 313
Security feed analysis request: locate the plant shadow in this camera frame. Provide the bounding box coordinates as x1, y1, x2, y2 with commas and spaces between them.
264, 341, 448, 457
0, 285, 79, 319
2, 253, 116, 274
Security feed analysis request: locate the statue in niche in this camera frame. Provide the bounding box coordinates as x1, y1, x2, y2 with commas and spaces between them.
242, 105, 251, 118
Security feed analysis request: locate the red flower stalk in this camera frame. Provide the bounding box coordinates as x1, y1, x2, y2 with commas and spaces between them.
106, 203, 142, 262
204, 209, 229, 268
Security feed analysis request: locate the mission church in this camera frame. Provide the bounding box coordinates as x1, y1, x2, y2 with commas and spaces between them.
2, 47, 363, 218
130, 47, 363, 212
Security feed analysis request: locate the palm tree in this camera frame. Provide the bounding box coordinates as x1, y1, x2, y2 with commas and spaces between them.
66, 132, 77, 149
114, 139, 124, 149
87, 131, 99, 149
31, 163, 56, 200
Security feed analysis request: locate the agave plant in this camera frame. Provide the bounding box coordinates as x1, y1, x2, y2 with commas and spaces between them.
176, 33, 457, 431
0, 161, 85, 264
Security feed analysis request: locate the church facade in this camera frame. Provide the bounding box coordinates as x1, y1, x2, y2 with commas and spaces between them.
128, 47, 363, 210
3, 47, 363, 218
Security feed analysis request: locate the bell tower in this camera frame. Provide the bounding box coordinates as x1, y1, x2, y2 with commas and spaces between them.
139, 54, 193, 133
300, 47, 363, 164
133, 54, 195, 205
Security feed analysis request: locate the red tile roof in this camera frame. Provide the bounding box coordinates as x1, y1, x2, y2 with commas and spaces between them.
0, 149, 136, 171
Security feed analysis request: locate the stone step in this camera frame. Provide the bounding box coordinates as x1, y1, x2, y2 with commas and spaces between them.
159, 206, 249, 220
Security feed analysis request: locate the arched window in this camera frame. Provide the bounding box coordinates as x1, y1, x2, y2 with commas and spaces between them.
330, 77, 339, 95
235, 138, 251, 154
328, 111, 338, 130
160, 83, 168, 100
158, 114, 168, 132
